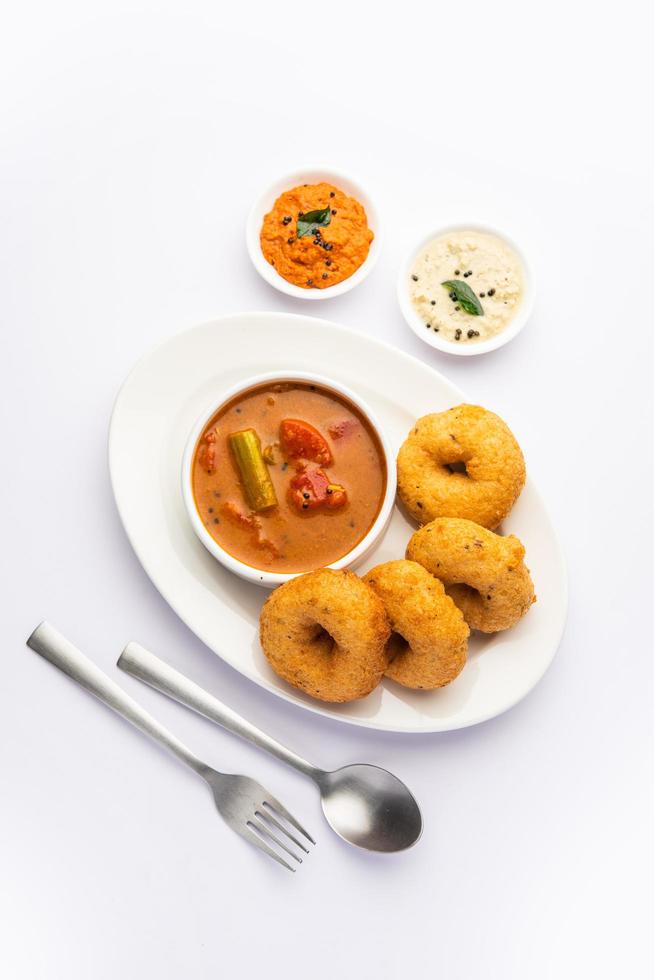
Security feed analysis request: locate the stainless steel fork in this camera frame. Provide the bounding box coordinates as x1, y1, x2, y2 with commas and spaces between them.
26, 622, 314, 871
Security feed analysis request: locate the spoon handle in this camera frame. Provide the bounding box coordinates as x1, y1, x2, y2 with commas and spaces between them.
118, 642, 320, 781
26, 622, 206, 775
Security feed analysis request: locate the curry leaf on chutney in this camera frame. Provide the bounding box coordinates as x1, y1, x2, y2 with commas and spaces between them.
441, 279, 485, 316
297, 207, 332, 239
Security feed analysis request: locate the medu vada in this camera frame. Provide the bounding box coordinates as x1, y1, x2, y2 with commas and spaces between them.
259, 568, 391, 702
406, 517, 536, 633
363, 560, 469, 689
397, 404, 526, 529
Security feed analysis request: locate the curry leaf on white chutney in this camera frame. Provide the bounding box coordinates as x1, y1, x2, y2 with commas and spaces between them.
297, 207, 332, 239
441, 279, 485, 316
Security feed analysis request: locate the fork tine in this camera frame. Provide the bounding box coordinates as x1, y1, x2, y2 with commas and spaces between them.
249, 816, 303, 864
242, 822, 296, 872
262, 797, 316, 845
257, 808, 310, 854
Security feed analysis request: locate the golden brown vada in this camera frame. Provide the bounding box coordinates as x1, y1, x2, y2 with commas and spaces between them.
259, 568, 391, 702
397, 404, 526, 529
364, 560, 469, 689
407, 517, 535, 633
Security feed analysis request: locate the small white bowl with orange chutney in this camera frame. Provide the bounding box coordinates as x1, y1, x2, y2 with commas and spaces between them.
246, 168, 382, 299
182, 372, 396, 587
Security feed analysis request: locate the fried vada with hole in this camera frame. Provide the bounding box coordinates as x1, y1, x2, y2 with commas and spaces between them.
397, 404, 526, 529
407, 517, 536, 633
259, 568, 391, 702
364, 560, 469, 689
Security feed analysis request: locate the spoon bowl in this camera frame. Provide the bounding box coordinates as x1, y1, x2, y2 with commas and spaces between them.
318, 764, 423, 852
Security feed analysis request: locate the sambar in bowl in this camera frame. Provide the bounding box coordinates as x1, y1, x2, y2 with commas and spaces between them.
182, 371, 396, 587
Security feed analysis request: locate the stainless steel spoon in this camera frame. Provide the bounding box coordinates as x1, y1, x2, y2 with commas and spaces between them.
118, 642, 423, 853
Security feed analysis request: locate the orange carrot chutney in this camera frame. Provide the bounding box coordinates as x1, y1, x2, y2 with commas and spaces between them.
260, 182, 373, 289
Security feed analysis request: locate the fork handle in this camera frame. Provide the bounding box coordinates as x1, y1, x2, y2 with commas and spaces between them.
27, 622, 206, 776
118, 642, 320, 781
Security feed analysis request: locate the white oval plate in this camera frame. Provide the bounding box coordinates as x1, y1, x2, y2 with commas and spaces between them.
109, 313, 567, 733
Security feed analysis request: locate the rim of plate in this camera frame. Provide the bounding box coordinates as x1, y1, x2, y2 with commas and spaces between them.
108, 312, 567, 733
246, 166, 382, 299
397, 222, 535, 356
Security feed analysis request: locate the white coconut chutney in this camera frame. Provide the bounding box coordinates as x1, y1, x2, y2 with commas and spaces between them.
409, 230, 524, 343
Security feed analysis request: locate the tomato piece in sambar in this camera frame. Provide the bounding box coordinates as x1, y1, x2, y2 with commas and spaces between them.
280, 419, 333, 466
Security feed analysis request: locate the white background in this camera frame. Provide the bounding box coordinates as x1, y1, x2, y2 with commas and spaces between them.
1, 2, 652, 978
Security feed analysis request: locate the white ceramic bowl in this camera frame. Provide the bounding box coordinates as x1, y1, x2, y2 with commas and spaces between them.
397, 222, 535, 356
246, 167, 382, 300
181, 370, 397, 587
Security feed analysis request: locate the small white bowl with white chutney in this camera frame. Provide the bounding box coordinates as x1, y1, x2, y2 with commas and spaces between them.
398, 223, 534, 356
